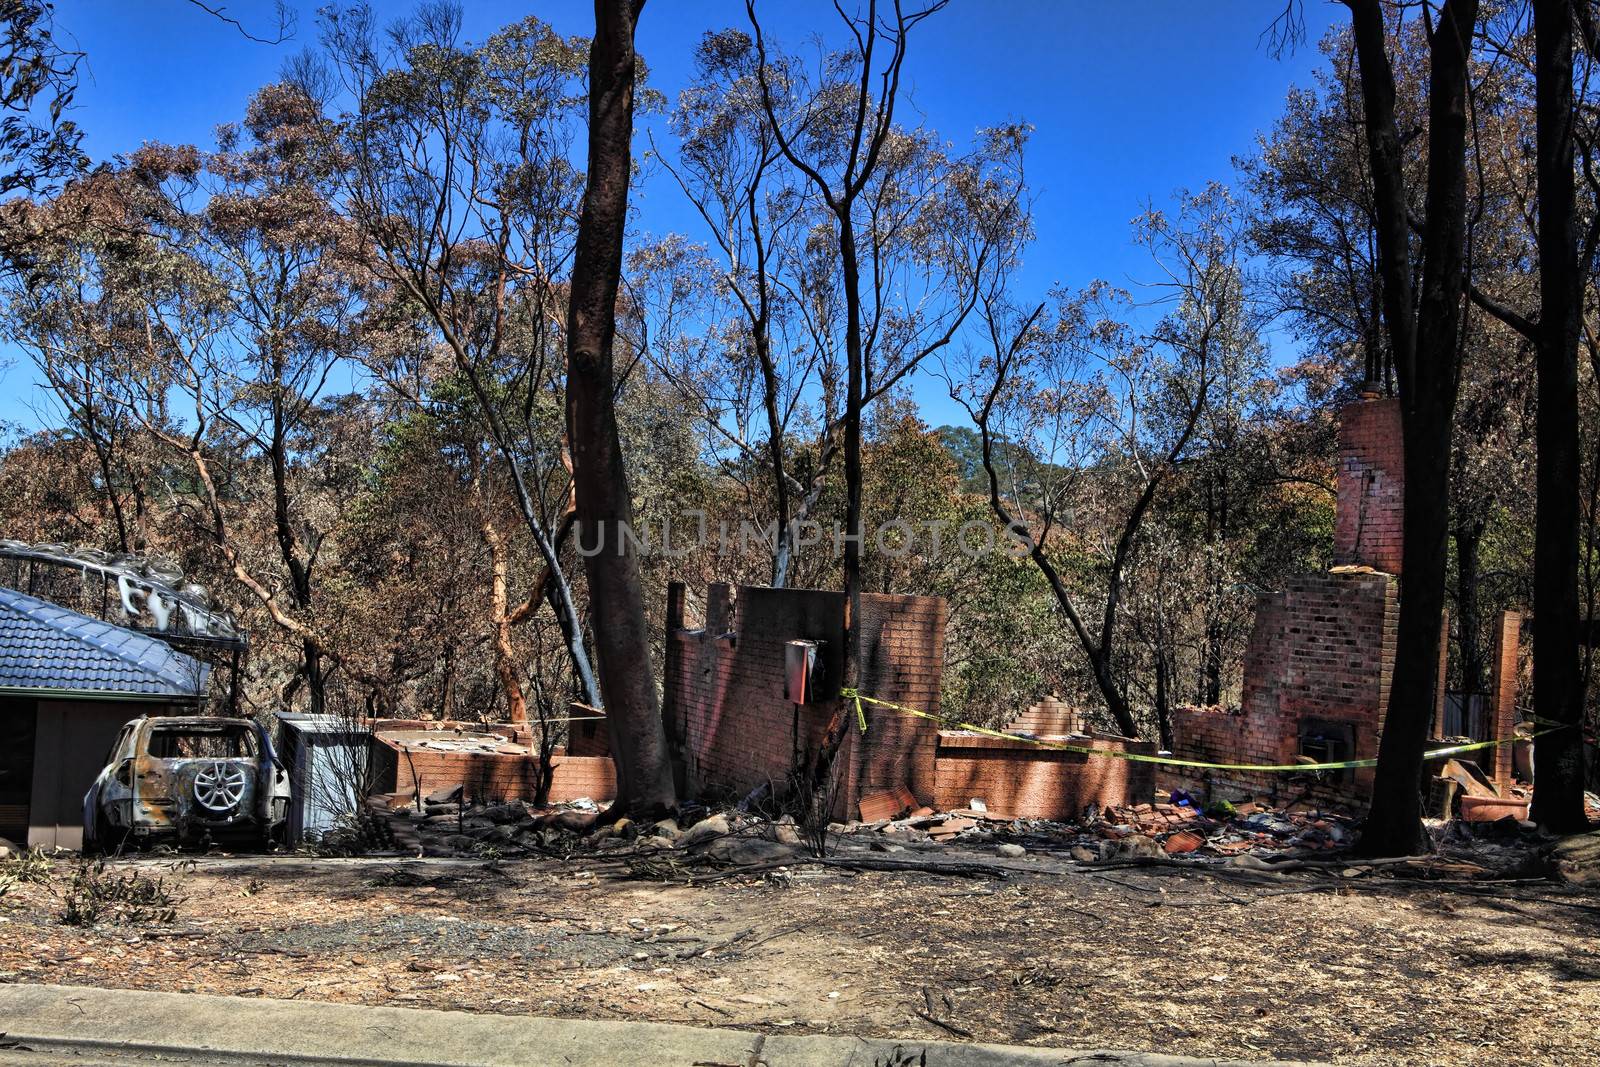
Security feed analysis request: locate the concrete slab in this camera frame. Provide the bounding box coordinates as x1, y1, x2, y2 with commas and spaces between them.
0, 983, 1325, 1066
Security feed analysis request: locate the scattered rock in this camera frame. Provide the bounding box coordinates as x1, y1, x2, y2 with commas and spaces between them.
544, 810, 600, 835
678, 813, 730, 849
479, 802, 526, 825
1112, 834, 1163, 860
1551, 830, 1600, 886
702, 837, 800, 866
995, 843, 1026, 858
425, 784, 465, 806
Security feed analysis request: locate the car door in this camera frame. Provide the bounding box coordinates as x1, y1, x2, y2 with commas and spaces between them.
84, 722, 135, 836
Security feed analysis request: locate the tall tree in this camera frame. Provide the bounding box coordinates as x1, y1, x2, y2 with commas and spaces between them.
1530, 0, 1587, 829
1344, 0, 1481, 857
0, 0, 83, 197
324, 4, 603, 711
956, 187, 1245, 740
746, 0, 1017, 789
567, 0, 676, 816
652, 30, 817, 586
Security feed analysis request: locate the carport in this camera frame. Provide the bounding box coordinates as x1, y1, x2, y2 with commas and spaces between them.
0, 586, 209, 850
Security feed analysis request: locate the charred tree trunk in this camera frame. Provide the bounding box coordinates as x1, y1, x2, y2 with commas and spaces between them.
838, 211, 865, 728
1201, 466, 1228, 706
1531, 0, 1589, 830
746, 197, 795, 590
566, 0, 676, 818
269, 394, 324, 716
1154, 643, 1174, 751
1348, 0, 1479, 857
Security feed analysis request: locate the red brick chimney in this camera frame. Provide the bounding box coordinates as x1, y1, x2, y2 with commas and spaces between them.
1333, 393, 1405, 575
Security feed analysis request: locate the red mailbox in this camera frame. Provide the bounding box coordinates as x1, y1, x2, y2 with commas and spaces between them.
784, 639, 822, 705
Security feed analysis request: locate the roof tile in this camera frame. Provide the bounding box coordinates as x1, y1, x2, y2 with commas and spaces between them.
0, 587, 209, 698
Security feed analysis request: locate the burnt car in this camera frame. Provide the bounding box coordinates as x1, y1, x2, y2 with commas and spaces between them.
82, 716, 291, 851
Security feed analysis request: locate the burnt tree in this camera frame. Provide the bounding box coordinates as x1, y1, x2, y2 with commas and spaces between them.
1531, 0, 1588, 830
566, 0, 677, 816
1344, 0, 1480, 857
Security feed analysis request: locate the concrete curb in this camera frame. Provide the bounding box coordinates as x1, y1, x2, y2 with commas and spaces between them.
0, 983, 1324, 1066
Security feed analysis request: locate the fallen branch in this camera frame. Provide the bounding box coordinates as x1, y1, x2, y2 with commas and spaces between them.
915, 1009, 972, 1038
816, 855, 1014, 879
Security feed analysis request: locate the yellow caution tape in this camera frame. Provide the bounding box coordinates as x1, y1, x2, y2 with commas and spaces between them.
1521, 713, 1595, 743
838, 688, 1551, 774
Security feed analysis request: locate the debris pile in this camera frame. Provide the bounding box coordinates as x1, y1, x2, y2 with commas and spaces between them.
364, 779, 1596, 879
843, 789, 1359, 862
372, 789, 807, 867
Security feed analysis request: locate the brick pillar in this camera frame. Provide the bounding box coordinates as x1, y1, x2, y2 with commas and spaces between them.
1488, 610, 1522, 788
1333, 396, 1405, 575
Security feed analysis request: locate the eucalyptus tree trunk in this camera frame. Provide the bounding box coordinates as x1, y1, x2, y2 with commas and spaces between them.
566, 0, 676, 817
1530, 0, 1588, 831
1346, 0, 1479, 857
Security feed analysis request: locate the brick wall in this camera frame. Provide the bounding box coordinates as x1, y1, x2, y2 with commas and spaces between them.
1333, 396, 1405, 575
933, 732, 1154, 818
566, 704, 611, 759
663, 582, 946, 819
1006, 696, 1085, 737
845, 593, 948, 815
1488, 610, 1522, 787
372, 737, 616, 806
1161, 570, 1399, 809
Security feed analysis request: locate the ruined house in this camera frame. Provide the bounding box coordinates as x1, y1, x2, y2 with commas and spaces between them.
367, 581, 1156, 821
1160, 393, 1525, 811
662, 582, 1152, 820
362, 396, 1531, 824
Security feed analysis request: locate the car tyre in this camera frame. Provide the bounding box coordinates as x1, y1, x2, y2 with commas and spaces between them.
81, 815, 102, 856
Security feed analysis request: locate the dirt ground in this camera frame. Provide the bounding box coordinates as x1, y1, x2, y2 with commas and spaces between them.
3, 845, 1599, 1067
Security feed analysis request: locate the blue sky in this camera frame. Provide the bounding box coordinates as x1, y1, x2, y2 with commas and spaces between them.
0, 0, 1345, 431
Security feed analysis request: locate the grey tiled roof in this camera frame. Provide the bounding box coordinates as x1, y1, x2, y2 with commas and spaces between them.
0, 586, 209, 697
